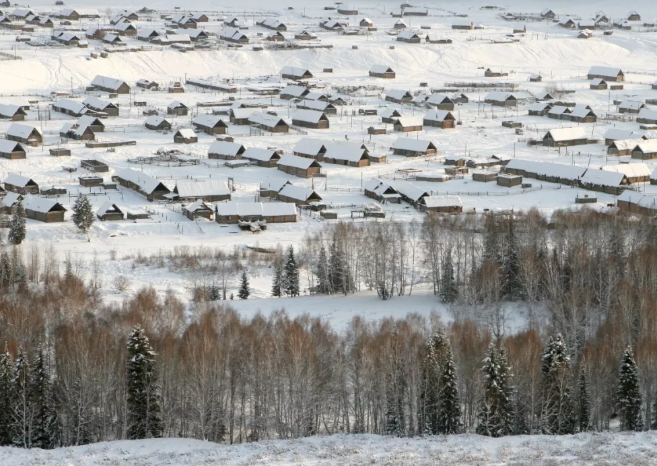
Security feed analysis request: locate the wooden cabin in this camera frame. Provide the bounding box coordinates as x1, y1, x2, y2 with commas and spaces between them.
0, 140, 26, 159
97, 202, 125, 221
277, 154, 322, 178
291, 110, 330, 129
173, 128, 198, 144
23, 196, 66, 222
112, 168, 171, 201
192, 114, 228, 135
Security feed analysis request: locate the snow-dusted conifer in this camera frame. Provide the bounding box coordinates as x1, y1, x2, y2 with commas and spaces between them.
617, 346, 643, 432
271, 262, 282, 297
541, 334, 575, 435
437, 345, 461, 434
8, 202, 26, 245
11, 348, 30, 447
477, 343, 514, 437
238, 271, 250, 300
29, 346, 59, 449
578, 362, 591, 432
283, 246, 299, 297
439, 248, 458, 304
0, 344, 12, 446
72, 194, 95, 234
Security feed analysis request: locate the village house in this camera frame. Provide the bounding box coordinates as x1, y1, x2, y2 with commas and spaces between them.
208, 141, 245, 160
188, 30, 209, 42
369, 65, 395, 79
0, 103, 26, 121
452, 21, 474, 30
390, 179, 429, 206
423, 109, 456, 129
280, 84, 310, 100
137, 29, 160, 41
381, 108, 403, 124
617, 191, 657, 216
59, 122, 95, 141
173, 128, 198, 144
529, 73, 543, 82
618, 101, 646, 114
281, 66, 313, 81
4, 174, 38, 194
578, 169, 625, 195
55, 8, 100, 20
192, 114, 228, 135
636, 108, 657, 125
265, 31, 285, 42
229, 108, 253, 125
359, 18, 373, 27
363, 179, 401, 203
541, 9, 556, 19
295, 30, 317, 40
559, 18, 576, 29
485, 68, 509, 78
182, 201, 214, 221
112, 168, 171, 201
587, 66, 624, 82
144, 116, 172, 131
291, 109, 330, 129
627, 10, 641, 21
22, 196, 66, 223
569, 106, 597, 123
6, 123, 42, 145
393, 117, 423, 132
391, 137, 437, 156
277, 184, 322, 205
297, 99, 337, 115
224, 17, 241, 27
631, 140, 657, 159
425, 34, 452, 44
590, 78, 608, 90
320, 19, 348, 31
220, 27, 248, 43
419, 195, 463, 214
426, 94, 455, 110
52, 31, 82, 46
277, 154, 322, 178
52, 98, 88, 117
83, 96, 119, 116
528, 102, 553, 116
385, 89, 413, 104
249, 112, 290, 133
504, 159, 586, 186
485, 92, 518, 107
190, 13, 209, 23
167, 101, 189, 116
91, 75, 130, 94
578, 30, 593, 39
293, 138, 327, 160
0, 139, 26, 159
259, 179, 292, 199
608, 139, 643, 156
242, 147, 281, 167
96, 202, 125, 221
257, 18, 287, 31
215, 202, 297, 224
337, 6, 358, 15
548, 106, 571, 120
543, 127, 588, 147
396, 30, 421, 43
604, 128, 646, 145
136, 79, 159, 90
323, 142, 370, 167
174, 179, 231, 202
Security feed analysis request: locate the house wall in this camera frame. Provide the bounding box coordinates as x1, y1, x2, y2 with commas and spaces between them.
292, 119, 329, 129
0, 149, 26, 159
369, 72, 395, 79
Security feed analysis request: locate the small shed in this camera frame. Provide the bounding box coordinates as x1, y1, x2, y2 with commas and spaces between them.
23, 196, 66, 222
0, 140, 26, 159
4, 174, 38, 194
183, 200, 215, 221
497, 174, 522, 187
97, 202, 125, 221
208, 141, 246, 160
174, 128, 198, 144
369, 65, 395, 79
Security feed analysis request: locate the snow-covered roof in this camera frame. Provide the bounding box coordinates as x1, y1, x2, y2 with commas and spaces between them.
278, 154, 321, 169
83, 96, 115, 110
192, 114, 227, 128
249, 112, 288, 128
91, 75, 127, 91
422, 195, 462, 208
580, 168, 624, 187
184, 200, 214, 212
176, 128, 196, 138
426, 93, 453, 105
528, 102, 551, 112
505, 159, 587, 181
634, 140, 657, 153
391, 137, 435, 152
261, 179, 291, 192
601, 163, 650, 178
291, 109, 326, 124
398, 30, 421, 40
96, 202, 122, 216
281, 66, 311, 78
370, 64, 394, 73
3, 173, 34, 187
638, 108, 657, 121
278, 184, 319, 202
604, 128, 643, 141
386, 89, 412, 101
243, 147, 279, 162
0, 192, 22, 209
215, 201, 297, 217
281, 84, 308, 97
324, 142, 368, 163
588, 66, 623, 77
115, 168, 169, 194
299, 100, 332, 112
176, 179, 230, 198
619, 101, 644, 110
209, 141, 244, 157
423, 109, 453, 121
570, 107, 596, 118
617, 191, 657, 209
390, 180, 428, 202
0, 103, 23, 117
545, 127, 587, 142
590, 78, 606, 86
380, 108, 402, 118
393, 116, 423, 127
167, 100, 188, 110
610, 139, 644, 151
485, 91, 517, 101
294, 138, 326, 156
54, 98, 88, 114
0, 139, 23, 153
22, 195, 65, 213
7, 123, 41, 139
137, 28, 160, 39
145, 115, 170, 126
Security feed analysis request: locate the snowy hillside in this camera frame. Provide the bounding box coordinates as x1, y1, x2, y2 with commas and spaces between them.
2, 432, 657, 465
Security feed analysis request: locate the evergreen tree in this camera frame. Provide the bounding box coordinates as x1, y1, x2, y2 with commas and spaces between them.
126, 326, 162, 440
419, 330, 448, 435
482, 213, 501, 265
283, 246, 300, 297
329, 235, 352, 295
238, 271, 250, 300
11, 348, 31, 448
271, 262, 282, 297
72, 195, 95, 235
439, 248, 458, 304
501, 218, 522, 300
617, 346, 643, 432
8, 202, 26, 245
0, 252, 11, 287
316, 246, 331, 294
29, 346, 59, 449
477, 343, 514, 437
578, 363, 591, 433
541, 334, 575, 435
437, 345, 461, 434
0, 345, 12, 446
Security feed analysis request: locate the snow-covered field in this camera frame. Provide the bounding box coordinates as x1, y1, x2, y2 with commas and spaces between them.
2, 431, 657, 465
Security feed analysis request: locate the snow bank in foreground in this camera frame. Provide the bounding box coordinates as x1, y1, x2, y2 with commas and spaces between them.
1, 432, 657, 465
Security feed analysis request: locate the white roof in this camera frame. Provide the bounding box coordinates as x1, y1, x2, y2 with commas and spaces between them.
590, 78, 606, 85
243, 147, 278, 162
528, 102, 550, 111
391, 137, 434, 152
0, 139, 22, 153
485, 91, 517, 101
601, 163, 650, 178
548, 106, 570, 116
423, 195, 462, 208
168, 100, 188, 110
278, 184, 319, 202
545, 127, 587, 142
231, 108, 253, 119
3, 173, 33, 187
398, 30, 421, 40
145, 115, 170, 126
505, 159, 587, 181
261, 179, 291, 192
299, 100, 332, 111
292, 109, 326, 124
216, 201, 297, 217
0, 192, 22, 209
380, 108, 402, 118
390, 180, 428, 202
570, 107, 596, 118
193, 114, 227, 128
176, 179, 230, 198
83, 96, 114, 110
209, 141, 244, 157
137, 28, 160, 39
91, 75, 127, 91
184, 200, 214, 212
370, 64, 394, 73
176, 128, 196, 138
580, 168, 624, 187
426, 93, 453, 105
278, 154, 321, 169
588, 66, 623, 77
0, 104, 22, 117
619, 101, 644, 110
393, 116, 423, 127
617, 191, 657, 210
611, 139, 644, 151
281, 84, 308, 97
638, 108, 657, 121
304, 91, 327, 101
324, 142, 368, 163
249, 112, 288, 128
386, 89, 411, 101
634, 140, 657, 153
115, 168, 166, 194
54, 98, 88, 114
294, 138, 326, 156
281, 66, 311, 78
96, 201, 122, 216
423, 109, 453, 121
22, 195, 64, 213
7, 123, 41, 139
604, 128, 642, 140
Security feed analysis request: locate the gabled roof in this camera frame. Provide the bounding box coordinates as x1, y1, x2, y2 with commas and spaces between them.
215, 201, 297, 217
619, 101, 645, 110
91, 75, 127, 91
0, 139, 24, 153
175, 179, 230, 198
389, 180, 428, 202
485, 91, 517, 101
324, 141, 369, 163
505, 159, 587, 181
145, 115, 170, 126
580, 168, 624, 187
192, 114, 228, 128
54, 98, 88, 114
175, 128, 196, 138
391, 137, 435, 152
97, 201, 123, 216
422, 195, 462, 208
370, 64, 394, 73
249, 112, 288, 128
545, 127, 587, 141
424, 109, 454, 121
604, 128, 643, 141
209, 141, 244, 156
4, 174, 35, 187
380, 108, 402, 118
22, 195, 66, 213
293, 138, 327, 156
637, 108, 657, 120
386, 89, 412, 100
601, 163, 650, 178
167, 100, 188, 110
281, 66, 312, 78
7, 123, 41, 139
426, 93, 454, 105
115, 168, 170, 194
291, 109, 327, 123
393, 116, 423, 127
633, 140, 657, 153
242, 147, 279, 162
588, 66, 623, 76
278, 154, 321, 169
278, 184, 321, 202
281, 84, 309, 97
0, 103, 23, 117
83, 96, 116, 110
570, 107, 596, 118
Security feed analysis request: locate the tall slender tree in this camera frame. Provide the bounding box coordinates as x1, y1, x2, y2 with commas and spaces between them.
11, 348, 31, 448
541, 334, 575, 435
578, 362, 591, 433
126, 326, 162, 440
316, 246, 330, 294
271, 262, 282, 297
0, 345, 12, 446
439, 248, 458, 304
29, 346, 59, 449
419, 330, 448, 435
283, 246, 300, 297
8, 202, 26, 245
477, 343, 514, 437
71, 194, 95, 236
617, 346, 643, 432
437, 344, 461, 434
238, 271, 250, 300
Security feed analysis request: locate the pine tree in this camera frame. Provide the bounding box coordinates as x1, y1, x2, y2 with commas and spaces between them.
29, 346, 59, 449
482, 213, 501, 265
501, 218, 521, 300
8, 202, 26, 245
329, 235, 352, 295
541, 334, 575, 435
439, 248, 458, 304
11, 348, 31, 448
126, 326, 163, 440
437, 345, 461, 434
419, 330, 448, 435
238, 271, 250, 300
1, 252, 12, 287
271, 262, 282, 297
0, 344, 12, 446
283, 246, 300, 297
617, 346, 643, 432
477, 343, 514, 437
316, 246, 331, 294
72, 194, 95, 235
578, 362, 591, 432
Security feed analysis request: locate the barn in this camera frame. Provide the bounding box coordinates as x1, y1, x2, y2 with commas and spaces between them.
385, 89, 413, 103
636, 108, 657, 125
112, 168, 171, 201
0, 140, 26, 159
293, 138, 328, 160
0, 104, 26, 121
587, 66, 624, 82
485, 92, 518, 107
291, 109, 330, 129
296, 99, 337, 115
91, 75, 130, 94
144, 116, 172, 131
423, 110, 456, 129
4, 174, 38, 194
369, 65, 395, 79
208, 141, 245, 160
277, 184, 322, 205
618, 101, 645, 114
23, 196, 66, 223
280, 84, 310, 100
173, 129, 198, 144
419, 195, 463, 213
381, 108, 403, 124
167, 101, 189, 116
215, 202, 297, 224
323, 142, 370, 167
391, 138, 437, 156
569, 106, 597, 123
52, 98, 88, 117
242, 147, 281, 167
543, 127, 588, 147
174, 179, 231, 202
393, 117, 423, 132
277, 154, 322, 178
6, 123, 42, 145
426, 94, 455, 110
631, 140, 657, 159
363, 179, 401, 203
396, 30, 421, 43
192, 114, 228, 135
249, 112, 290, 133
281, 66, 313, 81
183, 200, 215, 221
83, 96, 119, 116
590, 78, 607, 90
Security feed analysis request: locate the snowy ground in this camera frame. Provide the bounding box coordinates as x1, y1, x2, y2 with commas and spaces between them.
2, 431, 657, 465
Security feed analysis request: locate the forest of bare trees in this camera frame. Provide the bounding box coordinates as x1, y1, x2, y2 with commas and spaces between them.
1, 208, 656, 448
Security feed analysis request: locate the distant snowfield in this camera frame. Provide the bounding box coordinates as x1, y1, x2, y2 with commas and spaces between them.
1, 432, 657, 465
